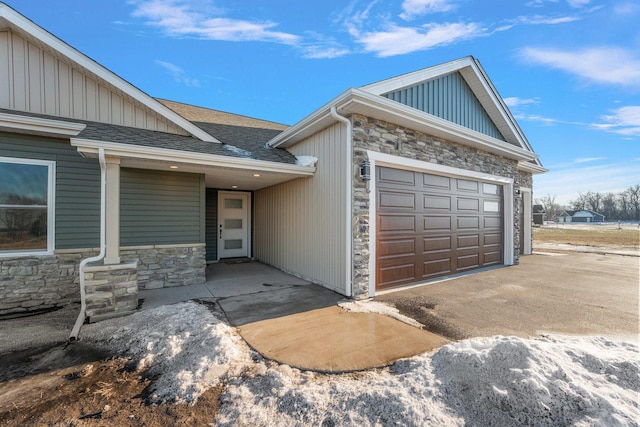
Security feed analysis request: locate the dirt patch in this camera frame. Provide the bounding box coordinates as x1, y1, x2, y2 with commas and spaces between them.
0, 357, 222, 426
376, 294, 467, 340
534, 225, 639, 249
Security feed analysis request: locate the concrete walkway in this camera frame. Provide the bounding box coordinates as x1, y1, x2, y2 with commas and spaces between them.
139, 261, 448, 371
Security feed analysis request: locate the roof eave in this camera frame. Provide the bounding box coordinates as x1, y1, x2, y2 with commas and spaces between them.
518, 161, 548, 174
70, 137, 316, 176
0, 111, 86, 137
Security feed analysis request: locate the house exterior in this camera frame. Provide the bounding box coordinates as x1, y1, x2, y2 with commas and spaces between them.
0, 3, 545, 317
533, 205, 545, 225
558, 210, 605, 223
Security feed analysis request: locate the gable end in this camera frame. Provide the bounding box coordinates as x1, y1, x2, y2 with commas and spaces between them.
381, 71, 508, 143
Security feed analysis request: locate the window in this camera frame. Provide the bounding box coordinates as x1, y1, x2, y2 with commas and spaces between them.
0, 157, 55, 255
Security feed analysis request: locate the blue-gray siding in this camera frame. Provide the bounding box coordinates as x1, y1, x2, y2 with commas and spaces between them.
205, 188, 218, 262
0, 132, 100, 249
382, 72, 506, 141
120, 168, 205, 246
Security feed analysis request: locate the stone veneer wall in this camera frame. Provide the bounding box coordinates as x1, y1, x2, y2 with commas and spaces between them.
350, 114, 532, 298
84, 260, 138, 322
0, 243, 206, 315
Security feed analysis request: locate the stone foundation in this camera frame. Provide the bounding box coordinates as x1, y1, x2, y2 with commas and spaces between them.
0, 243, 206, 315
84, 259, 138, 322
120, 243, 206, 290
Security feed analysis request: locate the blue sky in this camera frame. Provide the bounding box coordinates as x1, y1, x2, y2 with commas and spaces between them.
7, 0, 640, 205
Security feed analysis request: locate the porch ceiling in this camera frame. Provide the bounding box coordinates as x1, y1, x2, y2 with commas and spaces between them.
121, 157, 309, 191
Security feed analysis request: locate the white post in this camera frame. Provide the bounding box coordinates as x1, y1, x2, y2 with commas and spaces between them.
104, 156, 121, 264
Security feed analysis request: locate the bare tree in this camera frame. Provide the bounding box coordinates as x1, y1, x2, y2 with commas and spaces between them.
535, 194, 563, 221
570, 192, 589, 211
626, 185, 640, 222
586, 191, 602, 213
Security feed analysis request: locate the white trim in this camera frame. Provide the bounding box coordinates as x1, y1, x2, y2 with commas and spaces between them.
0, 112, 86, 137
217, 191, 251, 259
330, 107, 353, 297
0, 156, 55, 257
269, 89, 538, 163
518, 161, 548, 174
0, 4, 219, 143
520, 187, 532, 256
366, 151, 515, 296
70, 138, 316, 176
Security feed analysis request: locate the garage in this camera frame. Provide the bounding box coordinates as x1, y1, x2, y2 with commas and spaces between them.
375, 166, 504, 290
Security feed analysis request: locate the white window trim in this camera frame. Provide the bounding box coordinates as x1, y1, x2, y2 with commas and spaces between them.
0, 156, 56, 257
366, 150, 514, 297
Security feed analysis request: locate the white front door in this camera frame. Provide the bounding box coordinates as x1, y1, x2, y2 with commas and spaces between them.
218, 191, 251, 259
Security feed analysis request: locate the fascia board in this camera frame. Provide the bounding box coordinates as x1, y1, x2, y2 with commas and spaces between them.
518, 161, 548, 174
0, 112, 86, 136
360, 57, 474, 95
0, 4, 220, 144
70, 138, 316, 176
342, 89, 538, 162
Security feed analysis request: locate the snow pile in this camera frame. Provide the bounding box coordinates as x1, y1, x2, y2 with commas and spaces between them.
295, 155, 318, 167
217, 335, 639, 426
338, 299, 424, 328
83, 302, 252, 403
223, 144, 252, 157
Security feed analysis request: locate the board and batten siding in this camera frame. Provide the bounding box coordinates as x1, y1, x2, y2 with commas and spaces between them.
0, 132, 101, 249
0, 30, 184, 135
382, 71, 506, 142
254, 123, 347, 294
120, 168, 205, 246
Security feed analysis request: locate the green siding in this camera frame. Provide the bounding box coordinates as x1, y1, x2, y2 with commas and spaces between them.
382, 71, 507, 142
205, 188, 218, 262
0, 132, 100, 249
120, 168, 204, 246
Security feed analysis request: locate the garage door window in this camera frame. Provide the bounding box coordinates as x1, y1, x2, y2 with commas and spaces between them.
0, 157, 55, 256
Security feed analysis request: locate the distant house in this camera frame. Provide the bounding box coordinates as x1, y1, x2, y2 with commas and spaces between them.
532, 205, 545, 225
558, 210, 605, 223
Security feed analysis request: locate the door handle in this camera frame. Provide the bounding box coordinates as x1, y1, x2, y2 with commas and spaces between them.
219, 224, 222, 239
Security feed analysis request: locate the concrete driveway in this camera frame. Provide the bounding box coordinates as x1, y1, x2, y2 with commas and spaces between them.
376, 252, 639, 343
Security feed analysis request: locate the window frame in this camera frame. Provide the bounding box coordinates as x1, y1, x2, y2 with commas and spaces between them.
0, 156, 56, 257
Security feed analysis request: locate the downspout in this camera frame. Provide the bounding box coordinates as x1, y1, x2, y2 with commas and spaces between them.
330, 107, 353, 297
69, 148, 107, 341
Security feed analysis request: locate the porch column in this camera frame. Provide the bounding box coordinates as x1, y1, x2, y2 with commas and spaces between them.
104, 156, 121, 264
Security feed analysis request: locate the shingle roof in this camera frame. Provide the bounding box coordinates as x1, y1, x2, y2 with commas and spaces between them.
1, 108, 296, 164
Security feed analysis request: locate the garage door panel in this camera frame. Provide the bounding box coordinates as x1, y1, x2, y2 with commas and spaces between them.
483, 250, 502, 265
457, 179, 479, 192
457, 216, 480, 230
376, 166, 504, 290
424, 195, 451, 210
457, 234, 480, 249
423, 174, 451, 189
378, 264, 416, 289
378, 214, 416, 233
424, 215, 452, 232
378, 238, 416, 258
378, 167, 415, 186
424, 236, 452, 252
379, 190, 415, 209
422, 258, 452, 278
457, 253, 480, 270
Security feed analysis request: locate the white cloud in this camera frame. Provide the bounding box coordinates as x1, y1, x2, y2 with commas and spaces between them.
130, 0, 299, 45
574, 157, 605, 163
356, 22, 485, 57
399, 0, 456, 20
593, 106, 640, 137
521, 46, 640, 87
567, 0, 590, 7
302, 45, 351, 59
154, 60, 200, 87
517, 14, 581, 24
504, 97, 539, 108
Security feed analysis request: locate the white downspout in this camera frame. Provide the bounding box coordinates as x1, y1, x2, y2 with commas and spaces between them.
330, 107, 353, 297
69, 148, 107, 341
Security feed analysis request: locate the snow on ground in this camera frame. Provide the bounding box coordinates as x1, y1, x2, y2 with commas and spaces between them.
82, 302, 252, 403
83, 302, 639, 426
338, 299, 424, 328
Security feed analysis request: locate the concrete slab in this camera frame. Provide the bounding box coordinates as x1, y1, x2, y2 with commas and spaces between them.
239, 306, 449, 372
218, 284, 343, 325
139, 284, 214, 311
